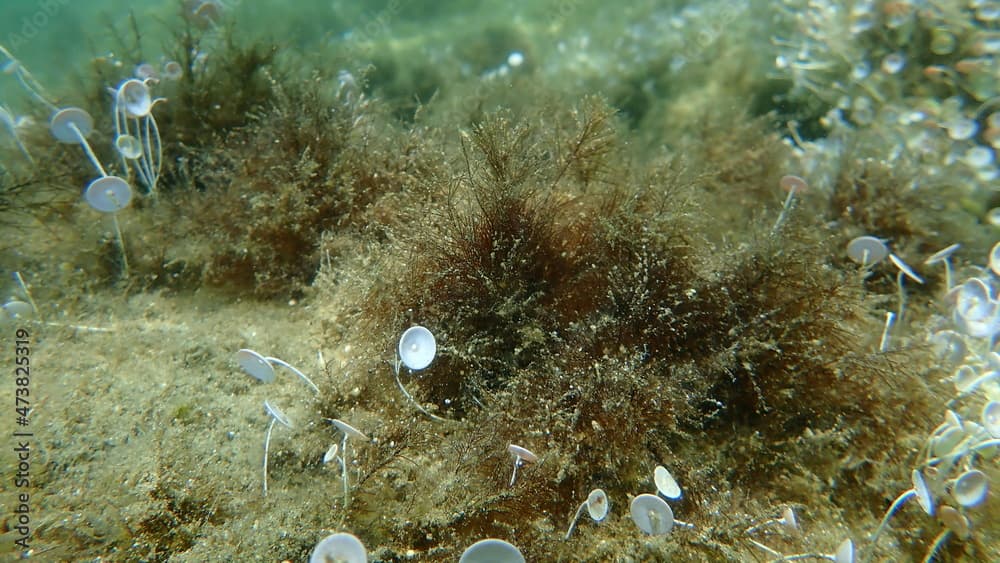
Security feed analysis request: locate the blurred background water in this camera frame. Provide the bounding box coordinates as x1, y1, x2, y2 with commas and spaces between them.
0, 0, 537, 93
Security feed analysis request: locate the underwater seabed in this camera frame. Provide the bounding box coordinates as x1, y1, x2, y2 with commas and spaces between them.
1, 0, 999, 561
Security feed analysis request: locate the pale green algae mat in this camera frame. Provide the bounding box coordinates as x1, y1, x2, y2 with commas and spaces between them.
1, 0, 1000, 561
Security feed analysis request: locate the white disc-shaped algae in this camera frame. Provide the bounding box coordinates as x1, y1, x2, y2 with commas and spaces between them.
779, 174, 809, 193
507, 444, 538, 463
459, 539, 525, 563
398, 325, 436, 370
912, 469, 935, 516
953, 469, 989, 508
982, 401, 1000, 438
115, 134, 143, 159
236, 349, 276, 383
263, 399, 292, 428
931, 426, 965, 458
846, 236, 888, 266
779, 507, 799, 532
953, 280, 1000, 339
888, 253, 924, 283
117, 79, 153, 118
50, 107, 94, 143
134, 62, 158, 81
630, 493, 674, 535
587, 488, 609, 521
328, 418, 369, 441
929, 330, 967, 364
925, 243, 960, 266
834, 538, 855, 563
654, 465, 682, 499
2, 300, 33, 319
951, 364, 979, 392
322, 443, 340, 465
986, 241, 1000, 277
84, 176, 133, 213
938, 505, 971, 540
956, 278, 994, 322
163, 60, 183, 81
309, 532, 367, 563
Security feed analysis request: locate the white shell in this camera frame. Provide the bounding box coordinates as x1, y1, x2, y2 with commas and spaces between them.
398, 325, 436, 370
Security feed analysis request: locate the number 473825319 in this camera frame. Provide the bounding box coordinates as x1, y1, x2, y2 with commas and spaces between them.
15, 328, 30, 418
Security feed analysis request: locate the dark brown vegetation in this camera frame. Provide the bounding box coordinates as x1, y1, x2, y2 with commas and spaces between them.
164, 78, 425, 295
350, 98, 944, 560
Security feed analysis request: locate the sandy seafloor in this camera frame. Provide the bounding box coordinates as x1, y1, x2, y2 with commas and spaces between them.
1, 0, 999, 561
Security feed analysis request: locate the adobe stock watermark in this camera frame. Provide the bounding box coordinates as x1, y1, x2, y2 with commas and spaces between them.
339, 0, 406, 60
4, 0, 72, 55
548, 0, 585, 27
677, 1, 749, 64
